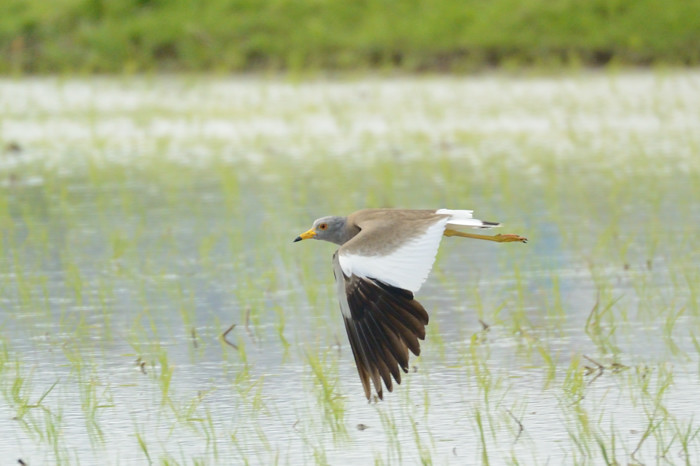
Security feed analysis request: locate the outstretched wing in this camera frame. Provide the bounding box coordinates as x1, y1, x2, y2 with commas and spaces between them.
333, 252, 429, 400
338, 217, 448, 293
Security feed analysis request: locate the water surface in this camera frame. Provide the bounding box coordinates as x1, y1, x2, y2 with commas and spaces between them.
1, 72, 699, 464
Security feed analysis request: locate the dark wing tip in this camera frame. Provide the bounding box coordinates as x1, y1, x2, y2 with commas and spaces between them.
342, 275, 429, 400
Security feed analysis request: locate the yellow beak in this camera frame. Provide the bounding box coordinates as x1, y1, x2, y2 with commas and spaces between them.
293, 228, 317, 242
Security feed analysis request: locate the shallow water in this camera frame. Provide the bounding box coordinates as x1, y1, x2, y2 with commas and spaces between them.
1, 72, 699, 464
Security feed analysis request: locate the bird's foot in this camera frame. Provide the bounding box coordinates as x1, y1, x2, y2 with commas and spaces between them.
495, 234, 528, 243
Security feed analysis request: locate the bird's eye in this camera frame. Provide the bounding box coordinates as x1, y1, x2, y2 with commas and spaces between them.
318, 223, 328, 231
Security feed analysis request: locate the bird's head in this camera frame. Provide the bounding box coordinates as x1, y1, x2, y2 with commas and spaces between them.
294, 216, 347, 245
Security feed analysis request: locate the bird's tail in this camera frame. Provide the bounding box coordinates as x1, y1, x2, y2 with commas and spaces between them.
436, 208, 501, 229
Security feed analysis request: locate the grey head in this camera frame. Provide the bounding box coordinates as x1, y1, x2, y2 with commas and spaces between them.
294, 215, 353, 246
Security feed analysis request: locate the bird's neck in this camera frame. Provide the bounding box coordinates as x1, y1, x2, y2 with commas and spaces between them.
337, 222, 361, 245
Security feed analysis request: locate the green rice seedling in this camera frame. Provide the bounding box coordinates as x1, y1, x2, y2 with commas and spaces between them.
546, 274, 566, 321
43, 407, 68, 463
244, 376, 268, 414
110, 230, 130, 261
560, 368, 591, 448
233, 285, 264, 342
675, 417, 700, 465
408, 413, 434, 466
594, 426, 618, 466
374, 405, 402, 463
656, 430, 677, 464
175, 285, 198, 352
197, 233, 220, 271
464, 332, 496, 403
565, 409, 593, 462
12, 257, 35, 312
467, 283, 488, 325
474, 409, 489, 466
628, 365, 652, 407
79, 374, 113, 445
683, 266, 700, 316
201, 407, 220, 461
232, 340, 251, 383
0, 340, 8, 374
157, 347, 174, 404
160, 454, 185, 466
96, 277, 115, 341
653, 366, 675, 409
584, 291, 623, 355
304, 349, 347, 439
271, 305, 291, 358
628, 268, 656, 322
662, 306, 686, 358
252, 423, 274, 460
691, 335, 700, 374
424, 316, 445, 362
534, 341, 557, 389
630, 406, 666, 465
632, 363, 673, 413
136, 431, 152, 464
507, 314, 534, 352
311, 441, 329, 466
229, 428, 249, 465
8, 362, 57, 421
170, 390, 206, 425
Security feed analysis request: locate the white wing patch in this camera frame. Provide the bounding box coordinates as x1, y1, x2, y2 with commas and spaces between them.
436, 208, 474, 217
436, 208, 500, 229
338, 219, 448, 293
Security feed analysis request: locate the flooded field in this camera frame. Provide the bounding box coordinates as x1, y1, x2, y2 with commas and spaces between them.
1, 71, 699, 464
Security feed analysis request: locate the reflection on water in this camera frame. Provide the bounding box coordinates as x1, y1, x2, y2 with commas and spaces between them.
0, 72, 699, 463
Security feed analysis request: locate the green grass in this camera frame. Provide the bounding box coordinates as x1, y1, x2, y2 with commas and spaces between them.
2, 0, 700, 74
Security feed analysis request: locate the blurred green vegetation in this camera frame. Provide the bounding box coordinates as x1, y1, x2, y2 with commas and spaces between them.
2, 0, 700, 73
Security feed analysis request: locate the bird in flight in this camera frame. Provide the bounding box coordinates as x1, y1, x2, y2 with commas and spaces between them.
294, 208, 527, 400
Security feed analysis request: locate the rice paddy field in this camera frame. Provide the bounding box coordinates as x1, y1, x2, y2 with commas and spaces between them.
1, 70, 700, 464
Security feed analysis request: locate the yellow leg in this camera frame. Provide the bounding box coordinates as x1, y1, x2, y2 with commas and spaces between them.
444, 228, 528, 243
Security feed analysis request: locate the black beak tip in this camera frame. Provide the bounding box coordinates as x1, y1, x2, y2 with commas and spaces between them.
293, 236, 302, 243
